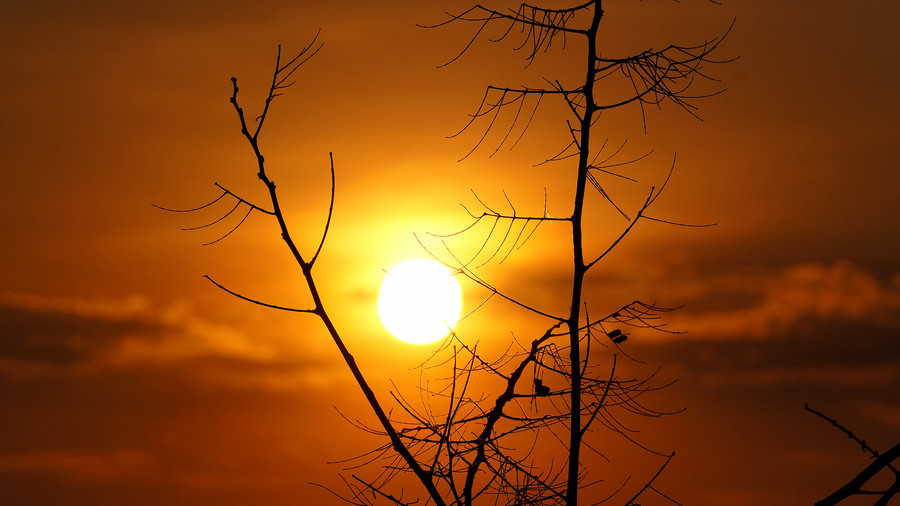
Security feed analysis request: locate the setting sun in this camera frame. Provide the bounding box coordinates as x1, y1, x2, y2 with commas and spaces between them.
377, 258, 463, 345
4, 0, 899, 504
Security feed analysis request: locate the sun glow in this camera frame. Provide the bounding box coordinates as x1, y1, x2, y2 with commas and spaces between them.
377, 259, 463, 345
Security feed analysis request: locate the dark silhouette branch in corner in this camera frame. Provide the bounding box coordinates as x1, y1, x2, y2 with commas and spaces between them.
806, 404, 900, 506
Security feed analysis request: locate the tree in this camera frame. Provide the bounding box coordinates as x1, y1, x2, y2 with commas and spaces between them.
158, 1, 730, 504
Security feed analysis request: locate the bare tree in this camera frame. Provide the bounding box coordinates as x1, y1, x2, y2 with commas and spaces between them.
328, 2, 729, 504
158, 1, 731, 504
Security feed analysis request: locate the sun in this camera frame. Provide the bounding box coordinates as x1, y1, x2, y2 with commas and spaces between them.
377, 258, 463, 345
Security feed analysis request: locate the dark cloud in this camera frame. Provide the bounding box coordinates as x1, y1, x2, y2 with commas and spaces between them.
0, 305, 161, 365
622, 263, 900, 400
0, 293, 343, 392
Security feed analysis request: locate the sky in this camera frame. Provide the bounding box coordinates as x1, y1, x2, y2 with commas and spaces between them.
1, 0, 899, 504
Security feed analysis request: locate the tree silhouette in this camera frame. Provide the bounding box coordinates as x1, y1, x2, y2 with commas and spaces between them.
158, 1, 732, 504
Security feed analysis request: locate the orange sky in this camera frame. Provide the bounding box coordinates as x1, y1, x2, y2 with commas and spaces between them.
1, 1, 899, 504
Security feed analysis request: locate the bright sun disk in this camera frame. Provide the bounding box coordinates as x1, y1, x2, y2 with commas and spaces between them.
377, 259, 463, 345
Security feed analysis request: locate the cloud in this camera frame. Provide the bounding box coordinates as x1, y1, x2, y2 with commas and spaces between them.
605, 261, 900, 415
0, 292, 342, 390
0, 292, 267, 366
658, 261, 900, 340
499, 259, 900, 343
0, 304, 156, 365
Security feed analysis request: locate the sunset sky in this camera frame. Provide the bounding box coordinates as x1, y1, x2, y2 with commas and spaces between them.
1, 1, 899, 504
